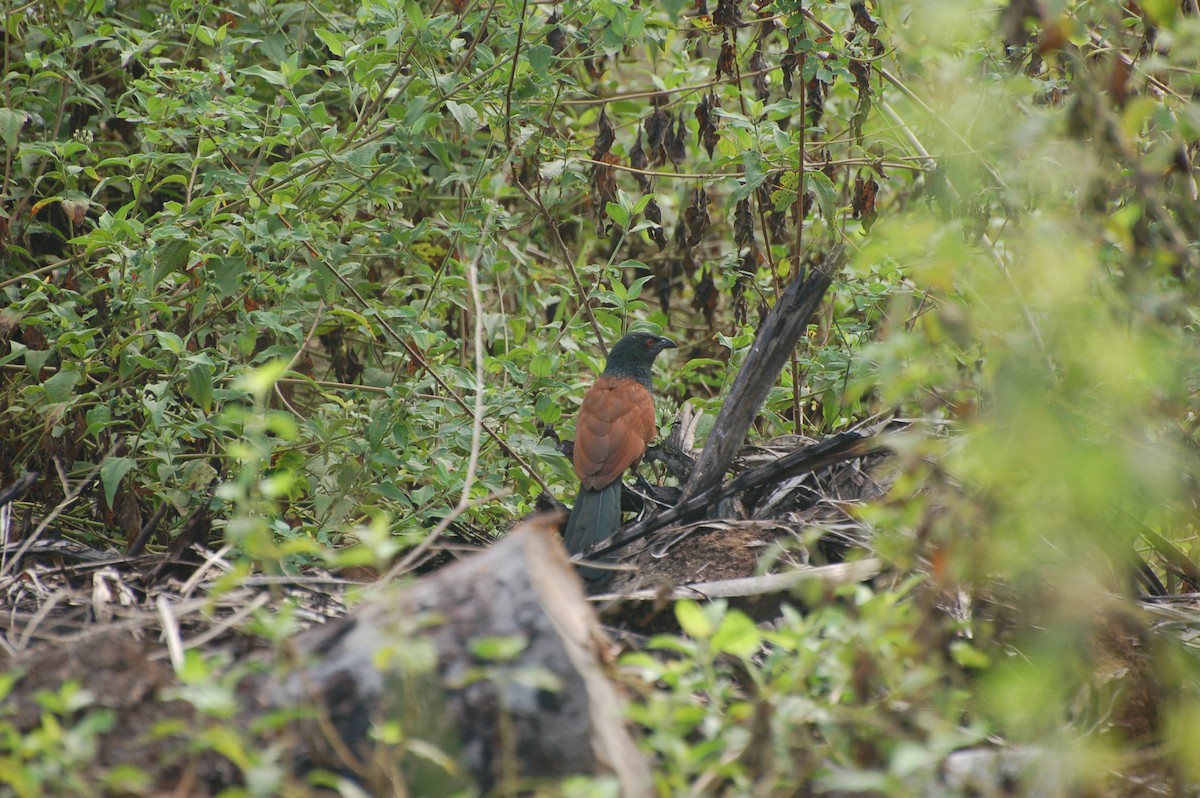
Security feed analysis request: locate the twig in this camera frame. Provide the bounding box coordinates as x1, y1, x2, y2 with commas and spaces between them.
504, 0, 530, 148
178, 543, 236, 600
156, 594, 186, 673
575, 155, 925, 180
15, 589, 67, 651
0, 472, 39, 509
373, 487, 513, 586
454, 195, 493, 515
179, 592, 272, 651
591, 557, 882, 601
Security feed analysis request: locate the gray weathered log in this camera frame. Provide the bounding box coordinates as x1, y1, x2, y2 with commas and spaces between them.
276, 512, 652, 796
680, 246, 844, 505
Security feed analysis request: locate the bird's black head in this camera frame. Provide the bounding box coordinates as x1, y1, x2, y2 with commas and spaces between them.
605, 332, 677, 374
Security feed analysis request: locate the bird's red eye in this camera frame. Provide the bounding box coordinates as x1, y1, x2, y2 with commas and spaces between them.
645, 338, 654, 347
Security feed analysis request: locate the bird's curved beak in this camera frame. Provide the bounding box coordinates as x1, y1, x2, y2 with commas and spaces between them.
660, 337, 678, 350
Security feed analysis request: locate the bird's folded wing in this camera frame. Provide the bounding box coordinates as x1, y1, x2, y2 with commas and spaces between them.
574, 375, 657, 490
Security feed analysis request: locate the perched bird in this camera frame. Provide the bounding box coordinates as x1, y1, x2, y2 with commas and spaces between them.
564, 332, 677, 582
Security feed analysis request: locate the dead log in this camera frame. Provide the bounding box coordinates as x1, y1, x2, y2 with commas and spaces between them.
275, 511, 652, 796
681, 245, 845, 504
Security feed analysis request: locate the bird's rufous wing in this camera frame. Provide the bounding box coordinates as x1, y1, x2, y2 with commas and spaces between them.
573, 375, 657, 490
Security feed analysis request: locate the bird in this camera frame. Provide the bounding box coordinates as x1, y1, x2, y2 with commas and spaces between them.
563, 331, 677, 582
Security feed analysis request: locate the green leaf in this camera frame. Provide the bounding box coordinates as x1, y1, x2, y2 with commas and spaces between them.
526, 44, 553, 73
101, 456, 137, 509
188, 364, 214, 413
404, 0, 426, 28
469, 635, 527, 662
0, 106, 25, 148
949, 640, 991, 670
0, 108, 23, 148
606, 202, 630, 229
711, 609, 761, 657
534, 393, 561, 423
86, 405, 111, 436
238, 65, 287, 87
236, 359, 289, 402
314, 28, 345, 58
675, 600, 713, 639
445, 101, 480, 134
152, 238, 194, 286
42, 368, 80, 404
1142, 0, 1177, 26
209, 257, 245, 297
24, 348, 51, 376
807, 170, 837, 223
155, 330, 185, 355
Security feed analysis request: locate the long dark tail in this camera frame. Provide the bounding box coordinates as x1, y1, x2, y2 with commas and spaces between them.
563, 482, 621, 584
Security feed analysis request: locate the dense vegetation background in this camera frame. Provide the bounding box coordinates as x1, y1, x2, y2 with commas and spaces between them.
4, 0, 1200, 794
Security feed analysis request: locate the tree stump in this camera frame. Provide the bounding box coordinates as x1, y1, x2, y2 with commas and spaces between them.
276, 511, 652, 796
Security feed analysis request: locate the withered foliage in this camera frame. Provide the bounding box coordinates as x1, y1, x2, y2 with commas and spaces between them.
584, 54, 607, 80
713, 0, 744, 30
683, 188, 711, 249
750, 45, 769, 102
546, 13, 567, 55
645, 106, 671, 166
645, 199, 668, 251
848, 3, 881, 143
630, 127, 650, 192
560, 0, 892, 335
591, 153, 620, 217
760, 170, 789, 245
692, 270, 718, 327
695, 92, 721, 158
592, 108, 615, 160
668, 115, 688, 166
853, 172, 879, 232
734, 198, 756, 251
852, 2, 883, 54
717, 41, 738, 80
807, 77, 828, 126
849, 57, 872, 144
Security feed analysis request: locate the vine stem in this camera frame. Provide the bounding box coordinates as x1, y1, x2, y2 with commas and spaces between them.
792, 50, 807, 432
504, 0, 530, 148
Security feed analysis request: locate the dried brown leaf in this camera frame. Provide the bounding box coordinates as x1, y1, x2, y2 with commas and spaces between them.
683, 188, 711, 248
591, 151, 620, 208
546, 13, 567, 55
853, 173, 879, 232
717, 41, 737, 80
713, 0, 743, 29
592, 108, 615, 160
734, 198, 756, 249
668, 114, 687, 166
695, 93, 721, 158
692, 271, 718, 328
646, 107, 670, 166
750, 46, 769, 102
645, 199, 667, 251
